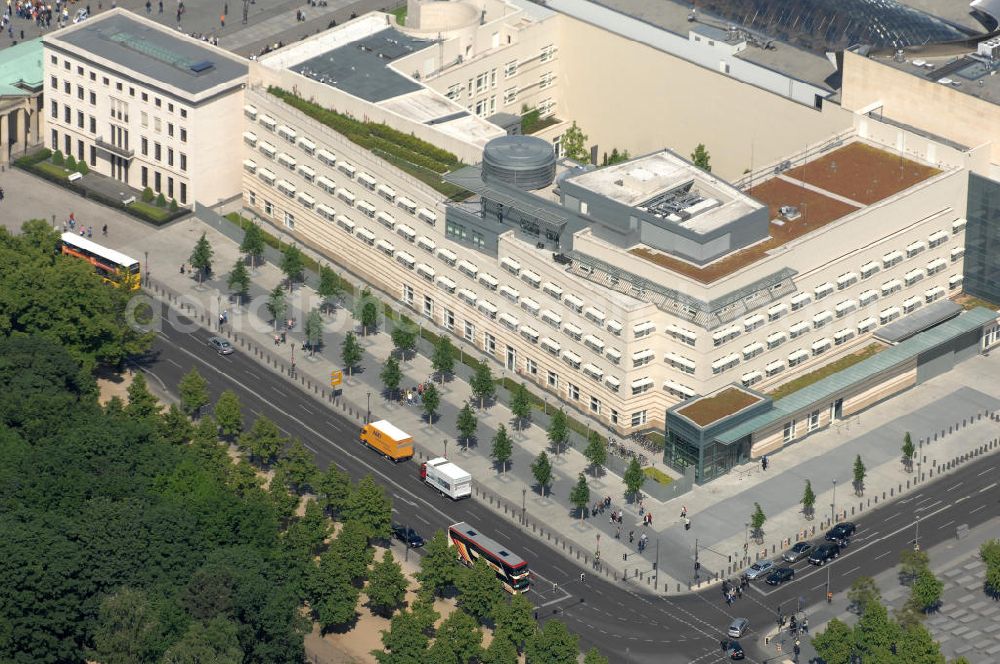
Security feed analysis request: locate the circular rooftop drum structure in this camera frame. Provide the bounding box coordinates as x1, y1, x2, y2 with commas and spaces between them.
482, 135, 557, 191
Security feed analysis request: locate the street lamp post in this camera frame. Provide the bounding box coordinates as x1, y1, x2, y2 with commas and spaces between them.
914, 515, 920, 551
544, 396, 548, 415
443, 438, 448, 459
522, 488, 526, 524
144, 250, 149, 285
831, 479, 838, 525
217, 295, 221, 327
655, 537, 660, 590
366, 391, 371, 423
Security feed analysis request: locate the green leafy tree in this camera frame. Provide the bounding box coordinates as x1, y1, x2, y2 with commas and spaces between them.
381, 356, 403, 400
494, 592, 535, 653
801, 479, 816, 519
583, 647, 610, 664
470, 360, 495, 408
169, 198, 179, 212
313, 560, 361, 632
481, 631, 519, 664
239, 415, 286, 466
343, 474, 392, 540
278, 438, 319, 494
510, 382, 532, 431
584, 431, 607, 475
984, 539, 1000, 597
431, 335, 455, 382
161, 616, 243, 664
489, 424, 513, 473
318, 264, 344, 313
374, 609, 429, 664
417, 530, 459, 597
853, 454, 867, 496
690, 143, 711, 172
266, 285, 287, 330
561, 121, 589, 163
896, 621, 946, 664
526, 619, 579, 664
341, 331, 363, 375
91, 587, 159, 664
357, 287, 379, 335
52, 149, 64, 165
623, 457, 645, 500
847, 576, 882, 615
155, 192, 167, 207
900, 548, 930, 585
125, 372, 161, 420
456, 402, 478, 447
812, 618, 854, 664
280, 244, 305, 290
367, 550, 409, 618
391, 324, 417, 359
317, 463, 352, 517
65, 154, 77, 170
329, 519, 376, 583
422, 382, 440, 423
283, 499, 331, 557
159, 403, 194, 445
213, 389, 243, 438
227, 258, 251, 306
189, 232, 214, 283
531, 451, 553, 496
305, 307, 324, 354
902, 431, 916, 472
140, 185, 153, 202
76, 160, 90, 175
908, 566, 943, 614
569, 473, 590, 519
430, 609, 483, 663
546, 409, 569, 454
457, 557, 503, 622
178, 367, 209, 418
750, 502, 767, 541
240, 222, 266, 269
853, 601, 901, 662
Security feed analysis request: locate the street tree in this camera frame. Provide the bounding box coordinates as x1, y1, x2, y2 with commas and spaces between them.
189, 232, 214, 283
92, 587, 159, 664
902, 431, 916, 472
908, 566, 943, 614
417, 530, 459, 597
983, 539, 1000, 597
750, 502, 766, 542
801, 480, 816, 519
561, 121, 589, 163
239, 222, 265, 269
510, 382, 532, 431
531, 451, 553, 496
374, 609, 429, 664
341, 332, 363, 375
456, 403, 478, 447
546, 409, 569, 455
583, 647, 610, 664
313, 560, 360, 633
178, 368, 209, 418
278, 438, 319, 494
367, 550, 409, 618
490, 424, 513, 473
457, 557, 503, 622
280, 244, 305, 290
227, 258, 251, 306
159, 404, 193, 445
305, 307, 324, 354
431, 335, 455, 383
317, 463, 352, 517
811, 618, 853, 664
623, 457, 645, 500
569, 473, 590, 519
328, 519, 376, 583
343, 474, 392, 540
470, 360, 495, 408
125, 372, 161, 421
853, 601, 901, 662
238, 415, 286, 466
896, 620, 947, 663
357, 287, 379, 335
584, 431, 607, 476
421, 383, 440, 423
690, 143, 711, 172
390, 324, 417, 359
481, 632, 518, 664
853, 454, 867, 495
429, 609, 483, 663
900, 548, 929, 585
317, 265, 344, 314
494, 592, 535, 653
266, 285, 287, 330
284, 499, 331, 558
526, 619, 579, 664
380, 356, 403, 401
161, 616, 243, 664
213, 389, 243, 438
847, 576, 882, 615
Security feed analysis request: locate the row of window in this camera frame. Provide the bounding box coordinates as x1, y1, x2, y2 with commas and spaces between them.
49, 55, 188, 117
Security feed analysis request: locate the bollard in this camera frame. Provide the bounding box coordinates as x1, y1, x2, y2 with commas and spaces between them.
890, 487, 893, 496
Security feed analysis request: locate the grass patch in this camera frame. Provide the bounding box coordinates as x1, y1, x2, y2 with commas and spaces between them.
34, 161, 72, 180
643, 466, 672, 486
677, 387, 763, 427
520, 107, 561, 135
769, 343, 883, 401
389, 4, 406, 25
127, 200, 173, 223
954, 293, 1000, 312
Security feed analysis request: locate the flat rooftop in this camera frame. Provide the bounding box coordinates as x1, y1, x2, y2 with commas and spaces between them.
0, 39, 43, 95
876, 48, 1000, 106
629, 140, 941, 283
568, 150, 764, 235
675, 386, 763, 427
48, 10, 247, 96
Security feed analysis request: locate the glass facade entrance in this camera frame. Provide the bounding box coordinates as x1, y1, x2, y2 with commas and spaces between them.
965, 174, 1000, 304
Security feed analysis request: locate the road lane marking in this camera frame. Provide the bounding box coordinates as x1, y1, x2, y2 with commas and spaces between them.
946, 482, 963, 492
246, 370, 259, 380
883, 512, 903, 521
874, 550, 892, 560
939, 520, 954, 529
915, 500, 941, 512
301, 404, 314, 414
415, 514, 430, 525
979, 482, 997, 493
955, 496, 969, 504
303, 443, 317, 453
978, 467, 995, 477
970, 504, 986, 513
811, 582, 826, 591
841, 566, 860, 576
524, 547, 538, 557
272, 385, 287, 397
166, 358, 183, 368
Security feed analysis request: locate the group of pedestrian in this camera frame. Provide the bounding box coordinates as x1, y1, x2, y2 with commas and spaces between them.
591, 495, 612, 517
63, 212, 99, 238
403, 382, 431, 405
721, 576, 746, 605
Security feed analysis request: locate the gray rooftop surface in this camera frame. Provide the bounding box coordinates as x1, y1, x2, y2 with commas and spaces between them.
875, 48, 1000, 106
52, 12, 247, 96
290, 28, 432, 103
874, 299, 962, 343
715, 307, 999, 444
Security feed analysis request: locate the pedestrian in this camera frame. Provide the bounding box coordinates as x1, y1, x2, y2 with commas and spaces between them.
647, 512, 653, 526
681, 505, 687, 518
219, 12, 224, 27
280, 331, 286, 343
721, 639, 728, 652
684, 516, 691, 530
629, 530, 634, 544
802, 616, 809, 633
158, 0, 162, 12
180, 263, 185, 274
736, 585, 742, 599
87, 226, 92, 238
761, 455, 768, 471
273, 333, 280, 345
639, 501, 644, 517
102, 224, 107, 236
144, 0, 149, 12
615, 526, 621, 539
725, 591, 732, 606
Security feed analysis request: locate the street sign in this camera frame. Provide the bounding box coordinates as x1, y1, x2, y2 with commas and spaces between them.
330, 370, 343, 387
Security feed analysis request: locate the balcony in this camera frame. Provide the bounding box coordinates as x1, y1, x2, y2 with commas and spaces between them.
95, 137, 134, 160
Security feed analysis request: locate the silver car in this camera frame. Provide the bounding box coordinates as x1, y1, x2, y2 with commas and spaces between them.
782, 542, 814, 563
208, 336, 234, 355
744, 560, 774, 580
728, 617, 750, 639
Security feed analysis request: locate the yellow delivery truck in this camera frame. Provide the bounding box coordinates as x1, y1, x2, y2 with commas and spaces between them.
360, 420, 414, 462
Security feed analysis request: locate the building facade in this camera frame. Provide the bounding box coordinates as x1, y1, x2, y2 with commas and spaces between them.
0, 39, 44, 167
42, 10, 248, 207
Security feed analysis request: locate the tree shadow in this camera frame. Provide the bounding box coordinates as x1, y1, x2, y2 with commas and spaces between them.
462, 435, 478, 450
319, 612, 360, 636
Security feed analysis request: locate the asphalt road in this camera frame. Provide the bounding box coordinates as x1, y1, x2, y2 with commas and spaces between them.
143, 305, 1000, 664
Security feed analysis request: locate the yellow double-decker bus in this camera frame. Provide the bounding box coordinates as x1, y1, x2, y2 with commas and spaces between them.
60, 232, 141, 290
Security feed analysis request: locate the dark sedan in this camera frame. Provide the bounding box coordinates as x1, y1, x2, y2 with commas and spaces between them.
391, 523, 425, 547
727, 640, 745, 660
782, 541, 814, 563
765, 567, 795, 586
825, 522, 857, 541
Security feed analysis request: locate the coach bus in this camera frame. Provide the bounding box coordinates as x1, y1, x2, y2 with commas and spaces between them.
448, 522, 530, 593
60, 233, 141, 290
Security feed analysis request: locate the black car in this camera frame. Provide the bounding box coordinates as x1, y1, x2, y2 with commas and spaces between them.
391, 524, 425, 547
808, 543, 841, 566
765, 567, 795, 586
727, 640, 745, 660
825, 522, 857, 541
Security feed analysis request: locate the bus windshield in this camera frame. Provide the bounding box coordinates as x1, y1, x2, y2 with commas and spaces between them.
60, 233, 141, 290
448, 522, 530, 593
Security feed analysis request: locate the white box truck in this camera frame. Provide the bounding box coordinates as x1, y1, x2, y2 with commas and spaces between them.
420, 457, 472, 500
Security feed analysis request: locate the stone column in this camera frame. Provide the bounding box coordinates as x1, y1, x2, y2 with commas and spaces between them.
0, 111, 10, 167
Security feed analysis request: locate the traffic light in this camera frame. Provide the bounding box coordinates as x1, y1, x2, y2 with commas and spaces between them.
694, 561, 701, 571
623, 553, 628, 561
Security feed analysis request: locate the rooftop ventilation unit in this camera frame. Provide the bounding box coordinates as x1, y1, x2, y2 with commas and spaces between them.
978, 37, 1000, 59
481, 135, 557, 191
